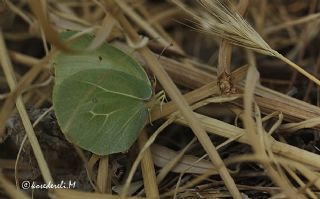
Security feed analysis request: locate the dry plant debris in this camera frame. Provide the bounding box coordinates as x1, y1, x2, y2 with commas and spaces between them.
0, 0, 320, 199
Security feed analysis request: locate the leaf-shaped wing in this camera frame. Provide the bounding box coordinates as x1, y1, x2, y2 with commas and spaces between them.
53, 69, 152, 155
54, 31, 150, 87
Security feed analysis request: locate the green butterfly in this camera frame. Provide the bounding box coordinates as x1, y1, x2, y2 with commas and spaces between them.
53, 31, 153, 155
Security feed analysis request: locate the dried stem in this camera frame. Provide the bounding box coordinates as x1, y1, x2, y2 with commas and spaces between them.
217, 0, 249, 94
0, 172, 31, 199
173, 0, 320, 87
138, 130, 160, 199
110, 2, 242, 198
243, 50, 300, 198
97, 156, 109, 193
0, 30, 53, 184
151, 65, 247, 121
273, 51, 320, 86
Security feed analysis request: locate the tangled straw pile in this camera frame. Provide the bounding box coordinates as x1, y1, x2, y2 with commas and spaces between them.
172, 0, 320, 86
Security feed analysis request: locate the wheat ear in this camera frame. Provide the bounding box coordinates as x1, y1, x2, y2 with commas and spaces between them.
172, 0, 320, 86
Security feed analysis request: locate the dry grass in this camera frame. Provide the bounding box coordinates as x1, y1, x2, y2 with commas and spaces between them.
173, 0, 320, 87
1, 0, 320, 199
